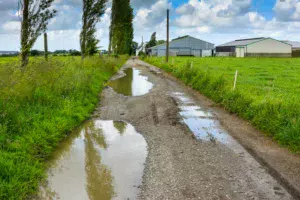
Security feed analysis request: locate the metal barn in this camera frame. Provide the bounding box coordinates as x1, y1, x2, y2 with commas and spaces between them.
282, 40, 300, 57
216, 38, 292, 57
148, 35, 214, 57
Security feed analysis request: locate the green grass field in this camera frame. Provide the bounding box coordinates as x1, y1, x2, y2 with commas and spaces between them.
144, 57, 300, 152
0, 56, 127, 199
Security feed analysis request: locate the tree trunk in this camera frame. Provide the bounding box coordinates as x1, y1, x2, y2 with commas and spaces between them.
20, 0, 30, 69
108, 29, 112, 55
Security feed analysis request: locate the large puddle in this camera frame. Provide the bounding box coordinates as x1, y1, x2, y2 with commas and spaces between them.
172, 92, 234, 144
108, 68, 153, 96
41, 120, 147, 200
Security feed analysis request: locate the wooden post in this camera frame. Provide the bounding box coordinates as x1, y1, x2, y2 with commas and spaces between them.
166, 9, 169, 63
234, 70, 238, 90
44, 33, 48, 61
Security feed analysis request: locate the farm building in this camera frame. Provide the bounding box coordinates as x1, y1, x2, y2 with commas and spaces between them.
216, 37, 292, 57
147, 35, 214, 57
282, 40, 300, 57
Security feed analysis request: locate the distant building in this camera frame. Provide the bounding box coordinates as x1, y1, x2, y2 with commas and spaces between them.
136, 43, 146, 56
282, 40, 300, 57
216, 38, 292, 57
147, 35, 214, 57
0, 51, 19, 56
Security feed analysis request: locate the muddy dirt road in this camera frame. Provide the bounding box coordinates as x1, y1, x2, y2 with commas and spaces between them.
99, 59, 300, 200
42, 59, 300, 200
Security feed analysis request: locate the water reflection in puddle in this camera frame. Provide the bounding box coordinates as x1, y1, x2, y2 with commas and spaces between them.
108, 68, 153, 96
41, 120, 147, 200
172, 92, 234, 144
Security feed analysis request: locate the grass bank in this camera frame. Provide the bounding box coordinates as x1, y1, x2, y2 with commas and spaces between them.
144, 57, 300, 152
0, 56, 127, 199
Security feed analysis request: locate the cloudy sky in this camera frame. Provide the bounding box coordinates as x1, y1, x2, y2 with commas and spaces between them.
1, 0, 300, 51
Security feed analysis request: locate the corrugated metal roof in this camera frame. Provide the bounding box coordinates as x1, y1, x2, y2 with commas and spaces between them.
217, 37, 266, 47
148, 35, 214, 49
282, 41, 300, 49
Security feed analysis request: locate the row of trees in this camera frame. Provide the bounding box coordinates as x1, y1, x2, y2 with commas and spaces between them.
18, 0, 135, 68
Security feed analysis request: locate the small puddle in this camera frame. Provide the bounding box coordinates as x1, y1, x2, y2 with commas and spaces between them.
172, 92, 234, 144
40, 120, 147, 200
108, 68, 153, 96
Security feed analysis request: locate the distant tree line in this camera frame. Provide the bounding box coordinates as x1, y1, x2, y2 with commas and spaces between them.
29, 49, 81, 56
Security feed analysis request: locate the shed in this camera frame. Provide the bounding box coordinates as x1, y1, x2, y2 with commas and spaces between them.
148, 35, 214, 57
282, 40, 300, 57
216, 38, 292, 57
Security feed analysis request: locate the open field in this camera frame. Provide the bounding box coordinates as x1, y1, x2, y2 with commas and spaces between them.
144, 57, 300, 152
0, 56, 127, 199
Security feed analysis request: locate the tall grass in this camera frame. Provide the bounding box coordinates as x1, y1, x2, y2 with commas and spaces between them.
144, 57, 300, 152
0, 56, 127, 199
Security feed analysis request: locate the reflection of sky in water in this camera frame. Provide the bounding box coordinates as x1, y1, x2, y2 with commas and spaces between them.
44, 120, 147, 200
95, 120, 147, 200
179, 106, 213, 118
172, 92, 234, 145
132, 69, 153, 96
108, 68, 153, 96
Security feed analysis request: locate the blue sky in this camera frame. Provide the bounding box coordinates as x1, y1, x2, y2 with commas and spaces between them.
1, 0, 300, 51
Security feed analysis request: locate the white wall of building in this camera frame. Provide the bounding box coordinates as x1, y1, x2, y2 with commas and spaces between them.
247, 38, 291, 54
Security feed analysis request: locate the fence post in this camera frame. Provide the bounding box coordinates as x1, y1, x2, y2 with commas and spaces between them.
233, 70, 238, 90
44, 33, 48, 61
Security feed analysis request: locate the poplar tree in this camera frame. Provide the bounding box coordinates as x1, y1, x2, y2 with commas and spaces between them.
19, 0, 56, 68
146, 32, 157, 48
80, 0, 107, 59
109, 0, 134, 55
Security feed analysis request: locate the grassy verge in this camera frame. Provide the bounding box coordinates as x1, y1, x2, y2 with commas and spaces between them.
0, 56, 127, 199
144, 57, 300, 152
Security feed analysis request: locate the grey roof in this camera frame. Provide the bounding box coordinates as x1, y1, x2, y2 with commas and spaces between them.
148, 35, 214, 49
217, 37, 266, 47
148, 42, 165, 49
282, 41, 300, 49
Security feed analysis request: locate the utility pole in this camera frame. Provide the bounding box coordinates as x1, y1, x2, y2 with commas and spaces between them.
44, 33, 48, 61
166, 9, 169, 63
142, 36, 144, 53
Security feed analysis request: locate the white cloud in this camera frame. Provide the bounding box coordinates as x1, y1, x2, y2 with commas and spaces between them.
274, 0, 300, 21
2, 21, 20, 33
